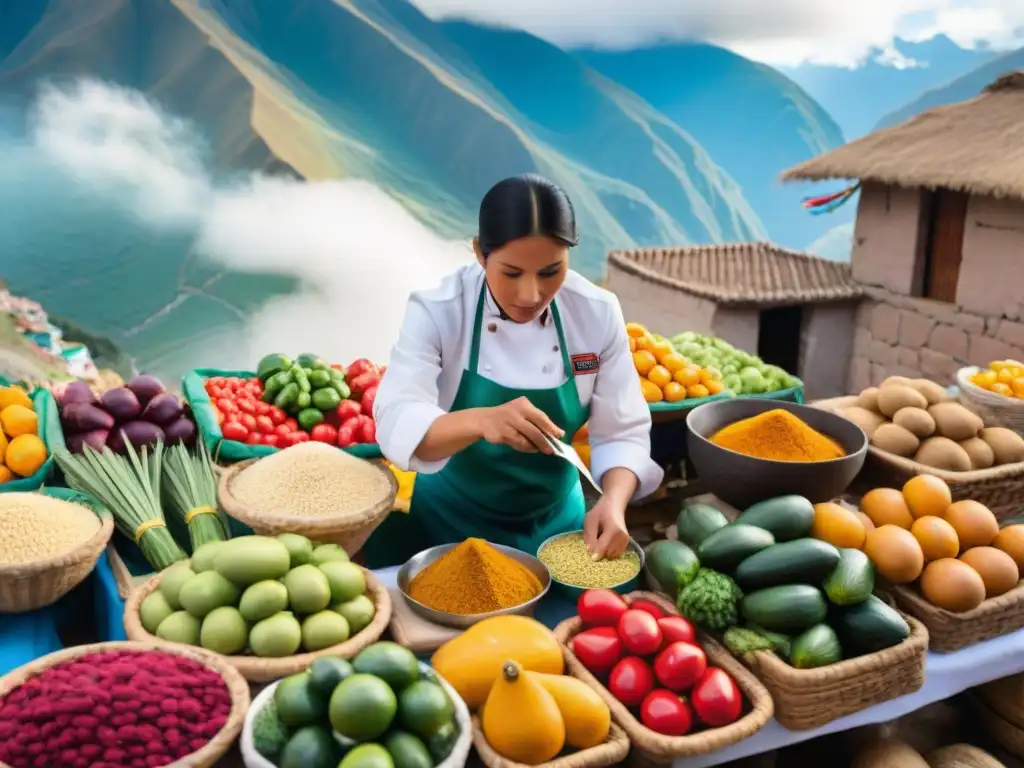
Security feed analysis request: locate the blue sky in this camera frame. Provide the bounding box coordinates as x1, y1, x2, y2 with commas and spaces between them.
408, 0, 1024, 66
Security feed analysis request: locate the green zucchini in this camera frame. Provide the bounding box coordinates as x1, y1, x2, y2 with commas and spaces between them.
831, 595, 911, 656
790, 624, 843, 669
741, 585, 828, 634
644, 540, 700, 595
745, 623, 792, 659
676, 503, 729, 549
697, 524, 775, 573
733, 538, 840, 591
734, 495, 815, 542
823, 548, 875, 606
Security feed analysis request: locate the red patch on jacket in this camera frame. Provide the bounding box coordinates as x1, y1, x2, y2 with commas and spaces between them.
571, 353, 600, 376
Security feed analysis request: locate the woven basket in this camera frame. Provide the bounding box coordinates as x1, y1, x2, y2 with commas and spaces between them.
0, 640, 250, 768
472, 715, 630, 768
218, 456, 397, 555
0, 491, 114, 613
812, 395, 1024, 521
552, 592, 772, 763
970, 694, 1024, 760
979, 673, 1024, 731
123, 566, 392, 683
891, 581, 1024, 652
958, 367, 1024, 436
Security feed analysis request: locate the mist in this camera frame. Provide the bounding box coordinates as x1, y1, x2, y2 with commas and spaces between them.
22, 78, 472, 373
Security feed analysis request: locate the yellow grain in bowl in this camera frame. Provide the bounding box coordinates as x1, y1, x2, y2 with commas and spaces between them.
0, 492, 102, 564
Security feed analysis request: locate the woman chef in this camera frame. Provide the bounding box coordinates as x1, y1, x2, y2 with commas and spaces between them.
364, 175, 663, 568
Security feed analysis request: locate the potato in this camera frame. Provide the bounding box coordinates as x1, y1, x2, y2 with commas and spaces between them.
881, 376, 914, 388
871, 423, 920, 457
877, 384, 928, 418
909, 378, 949, 405
914, 437, 973, 472
927, 402, 984, 441
841, 406, 887, 439
979, 427, 1024, 465
892, 407, 936, 439
959, 437, 995, 470
857, 387, 881, 413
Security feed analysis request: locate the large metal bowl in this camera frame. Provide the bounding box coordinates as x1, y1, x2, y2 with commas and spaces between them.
397, 543, 551, 629
537, 531, 645, 603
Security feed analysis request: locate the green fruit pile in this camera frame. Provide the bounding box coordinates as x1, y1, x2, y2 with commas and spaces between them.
139, 533, 377, 657
258, 353, 350, 431
254, 644, 462, 768
668, 332, 801, 395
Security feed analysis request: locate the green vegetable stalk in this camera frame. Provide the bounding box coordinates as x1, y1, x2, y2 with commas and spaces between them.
676, 568, 743, 632
162, 441, 228, 552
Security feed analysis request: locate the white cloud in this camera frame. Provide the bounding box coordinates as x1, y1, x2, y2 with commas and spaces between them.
30, 79, 471, 369
409, 0, 1024, 67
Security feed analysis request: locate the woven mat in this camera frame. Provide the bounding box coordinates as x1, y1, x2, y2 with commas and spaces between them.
387, 588, 461, 653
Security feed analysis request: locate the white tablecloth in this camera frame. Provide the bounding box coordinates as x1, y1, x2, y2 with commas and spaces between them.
373, 567, 1024, 767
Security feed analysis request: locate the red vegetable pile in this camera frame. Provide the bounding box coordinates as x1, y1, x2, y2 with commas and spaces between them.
204, 376, 310, 449
59, 376, 196, 455
0, 649, 232, 768
570, 590, 744, 736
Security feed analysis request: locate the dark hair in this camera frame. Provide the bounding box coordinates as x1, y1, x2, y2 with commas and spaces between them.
477, 174, 578, 257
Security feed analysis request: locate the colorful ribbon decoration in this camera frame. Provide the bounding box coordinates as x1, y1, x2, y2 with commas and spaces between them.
801, 183, 861, 216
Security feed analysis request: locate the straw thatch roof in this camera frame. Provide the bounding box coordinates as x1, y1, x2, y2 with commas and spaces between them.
607, 243, 862, 307
782, 71, 1024, 199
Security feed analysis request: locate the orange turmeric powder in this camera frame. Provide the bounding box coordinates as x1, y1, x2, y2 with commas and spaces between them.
408, 538, 542, 615
710, 408, 845, 462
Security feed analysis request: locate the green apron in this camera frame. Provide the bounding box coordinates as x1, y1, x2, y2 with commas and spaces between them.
365, 285, 590, 568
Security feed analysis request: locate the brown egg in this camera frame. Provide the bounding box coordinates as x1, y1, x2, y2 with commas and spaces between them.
959, 546, 1020, 598
943, 500, 1000, 550
920, 558, 987, 612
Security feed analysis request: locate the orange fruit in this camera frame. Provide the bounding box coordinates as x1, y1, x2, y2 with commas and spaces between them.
856, 511, 876, 534
902, 474, 952, 519
861, 487, 914, 529
674, 367, 701, 387
632, 350, 657, 376
663, 381, 686, 402
647, 365, 672, 389
625, 322, 647, 338
0, 405, 37, 438
685, 383, 710, 399
0, 386, 32, 411
628, 337, 637, 353
812, 502, 866, 549
0, 465, 12, 483
959, 547, 1019, 598
1012, 378, 1024, 398
920, 559, 986, 612
910, 515, 960, 561
5, 434, 47, 477
699, 368, 721, 385
994, 524, 1024, 570
651, 340, 674, 362
634, 334, 653, 351
640, 378, 663, 403
992, 382, 1013, 398
704, 379, 725, 396
943, 500, 999, 550
864, 525, 925, 584
660, 352, 687, 373
972, 370, 998, 388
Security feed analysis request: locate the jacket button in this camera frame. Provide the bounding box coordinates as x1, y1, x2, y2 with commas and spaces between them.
487, 323, 497, 333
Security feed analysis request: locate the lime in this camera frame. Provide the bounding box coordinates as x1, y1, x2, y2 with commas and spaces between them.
399, 680, 453, 740
384, 732, 432, 768
319, 561, 366, 603
279, 725, 341, 768
334, 594, 376, 635
308, 656, 354, 699
340, 744, 395, 768
352, 642, 420, 691
329, 674, 397, 742
275, 673, 327, 727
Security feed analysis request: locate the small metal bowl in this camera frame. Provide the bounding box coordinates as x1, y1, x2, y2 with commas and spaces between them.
396, 543, 552, 629
536, 531, 646, 603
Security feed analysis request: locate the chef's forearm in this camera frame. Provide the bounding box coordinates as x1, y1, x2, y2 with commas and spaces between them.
600, 467, 639, 508
413, 409, 486, 462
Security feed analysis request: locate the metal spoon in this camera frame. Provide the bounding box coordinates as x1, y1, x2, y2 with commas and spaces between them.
542, 432, 603, 496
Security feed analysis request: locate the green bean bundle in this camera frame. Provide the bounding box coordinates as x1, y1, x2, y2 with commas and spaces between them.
162, 440, 228, 551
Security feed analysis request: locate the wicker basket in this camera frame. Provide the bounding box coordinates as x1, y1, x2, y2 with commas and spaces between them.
979, 673, 1024, 731
891, 581, 1024, 652
812, 395, 1024, 521
970, 694, 1024, 760
218, 457, 397, 555
0, 640, 250, 768
472, 715, 630, 768
958, 367, 1024, 436
0, 498, 114, 613
552, 592, 773, 764
123, 566, 392, 683
739, 608, 928, 730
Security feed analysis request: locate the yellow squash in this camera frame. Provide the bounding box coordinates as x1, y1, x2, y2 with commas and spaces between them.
532, 672, 610, 749
431, 615, 563, 709
482, 661, 565, 765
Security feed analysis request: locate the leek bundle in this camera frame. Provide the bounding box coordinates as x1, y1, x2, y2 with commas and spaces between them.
162, 440, 228, 551
55, 440, 187, 571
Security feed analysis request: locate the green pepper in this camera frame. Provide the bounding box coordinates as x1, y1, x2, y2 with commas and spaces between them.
262, 370, 294, 402
311, 387, 342, 411
297, 408, 325, 431
290, 365, 311, 393
327, 378, 351, 400
296, 391, 312, 410
296, 353, 328, 370
308, 369, 332, 389
256, 353, 293, 382
330, 368, 347, 384
273, 382, 299, 412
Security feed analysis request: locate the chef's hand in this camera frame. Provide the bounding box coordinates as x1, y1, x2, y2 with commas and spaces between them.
584, 496, 630, 559
480, 397, 564, 454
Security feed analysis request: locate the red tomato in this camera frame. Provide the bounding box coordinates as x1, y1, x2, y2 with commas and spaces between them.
274, 424, 292, 438
216, 398, 238, 415
690, 667, 743, 727
291, 432, 310, 443
640, 690, 693, 736
311, 424, 338, 444
284, 418, 299, 432
617, 609, 663, 657
350, 371, 380, 398
263, 434, 280, 448
346, 415, 372, 443
336, 399, 362, 422
336, 423, 357, 448
657, 616, 696, 648
254, 401, 271, 416
239, 413, 257, 431
209, 377, 228, 389
359, 418, 376, 444
346, 358, 377, 379
631, 599, 667, 620
237, 398, 256, 414
577, 589, 628, 628
255, 415, 275, 434
570, 627, 623, 674
268, 407, 286, 425
222, 421, 248, 442
608, 657, 655, 707
361, 385, 378, 416
653, 642, 707, 692
245, 432, 264, 445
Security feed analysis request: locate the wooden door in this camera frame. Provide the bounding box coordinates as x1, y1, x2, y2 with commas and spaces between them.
924, 190, 968, 302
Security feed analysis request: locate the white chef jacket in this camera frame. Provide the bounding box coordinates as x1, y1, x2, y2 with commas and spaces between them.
373, 264, 664, 500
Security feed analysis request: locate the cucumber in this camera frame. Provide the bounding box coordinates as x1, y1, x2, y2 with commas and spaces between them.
733, 538, 840, 591
735, 495, 815, 542
823, 548, 875, 606
790, 624, 842, 669
696, 524, 775, 573
746, 623, 792, 659
644, 540, 700, 595
831, 595, 911, 655
676, 503, 729, 549
741, 585, 828, 634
